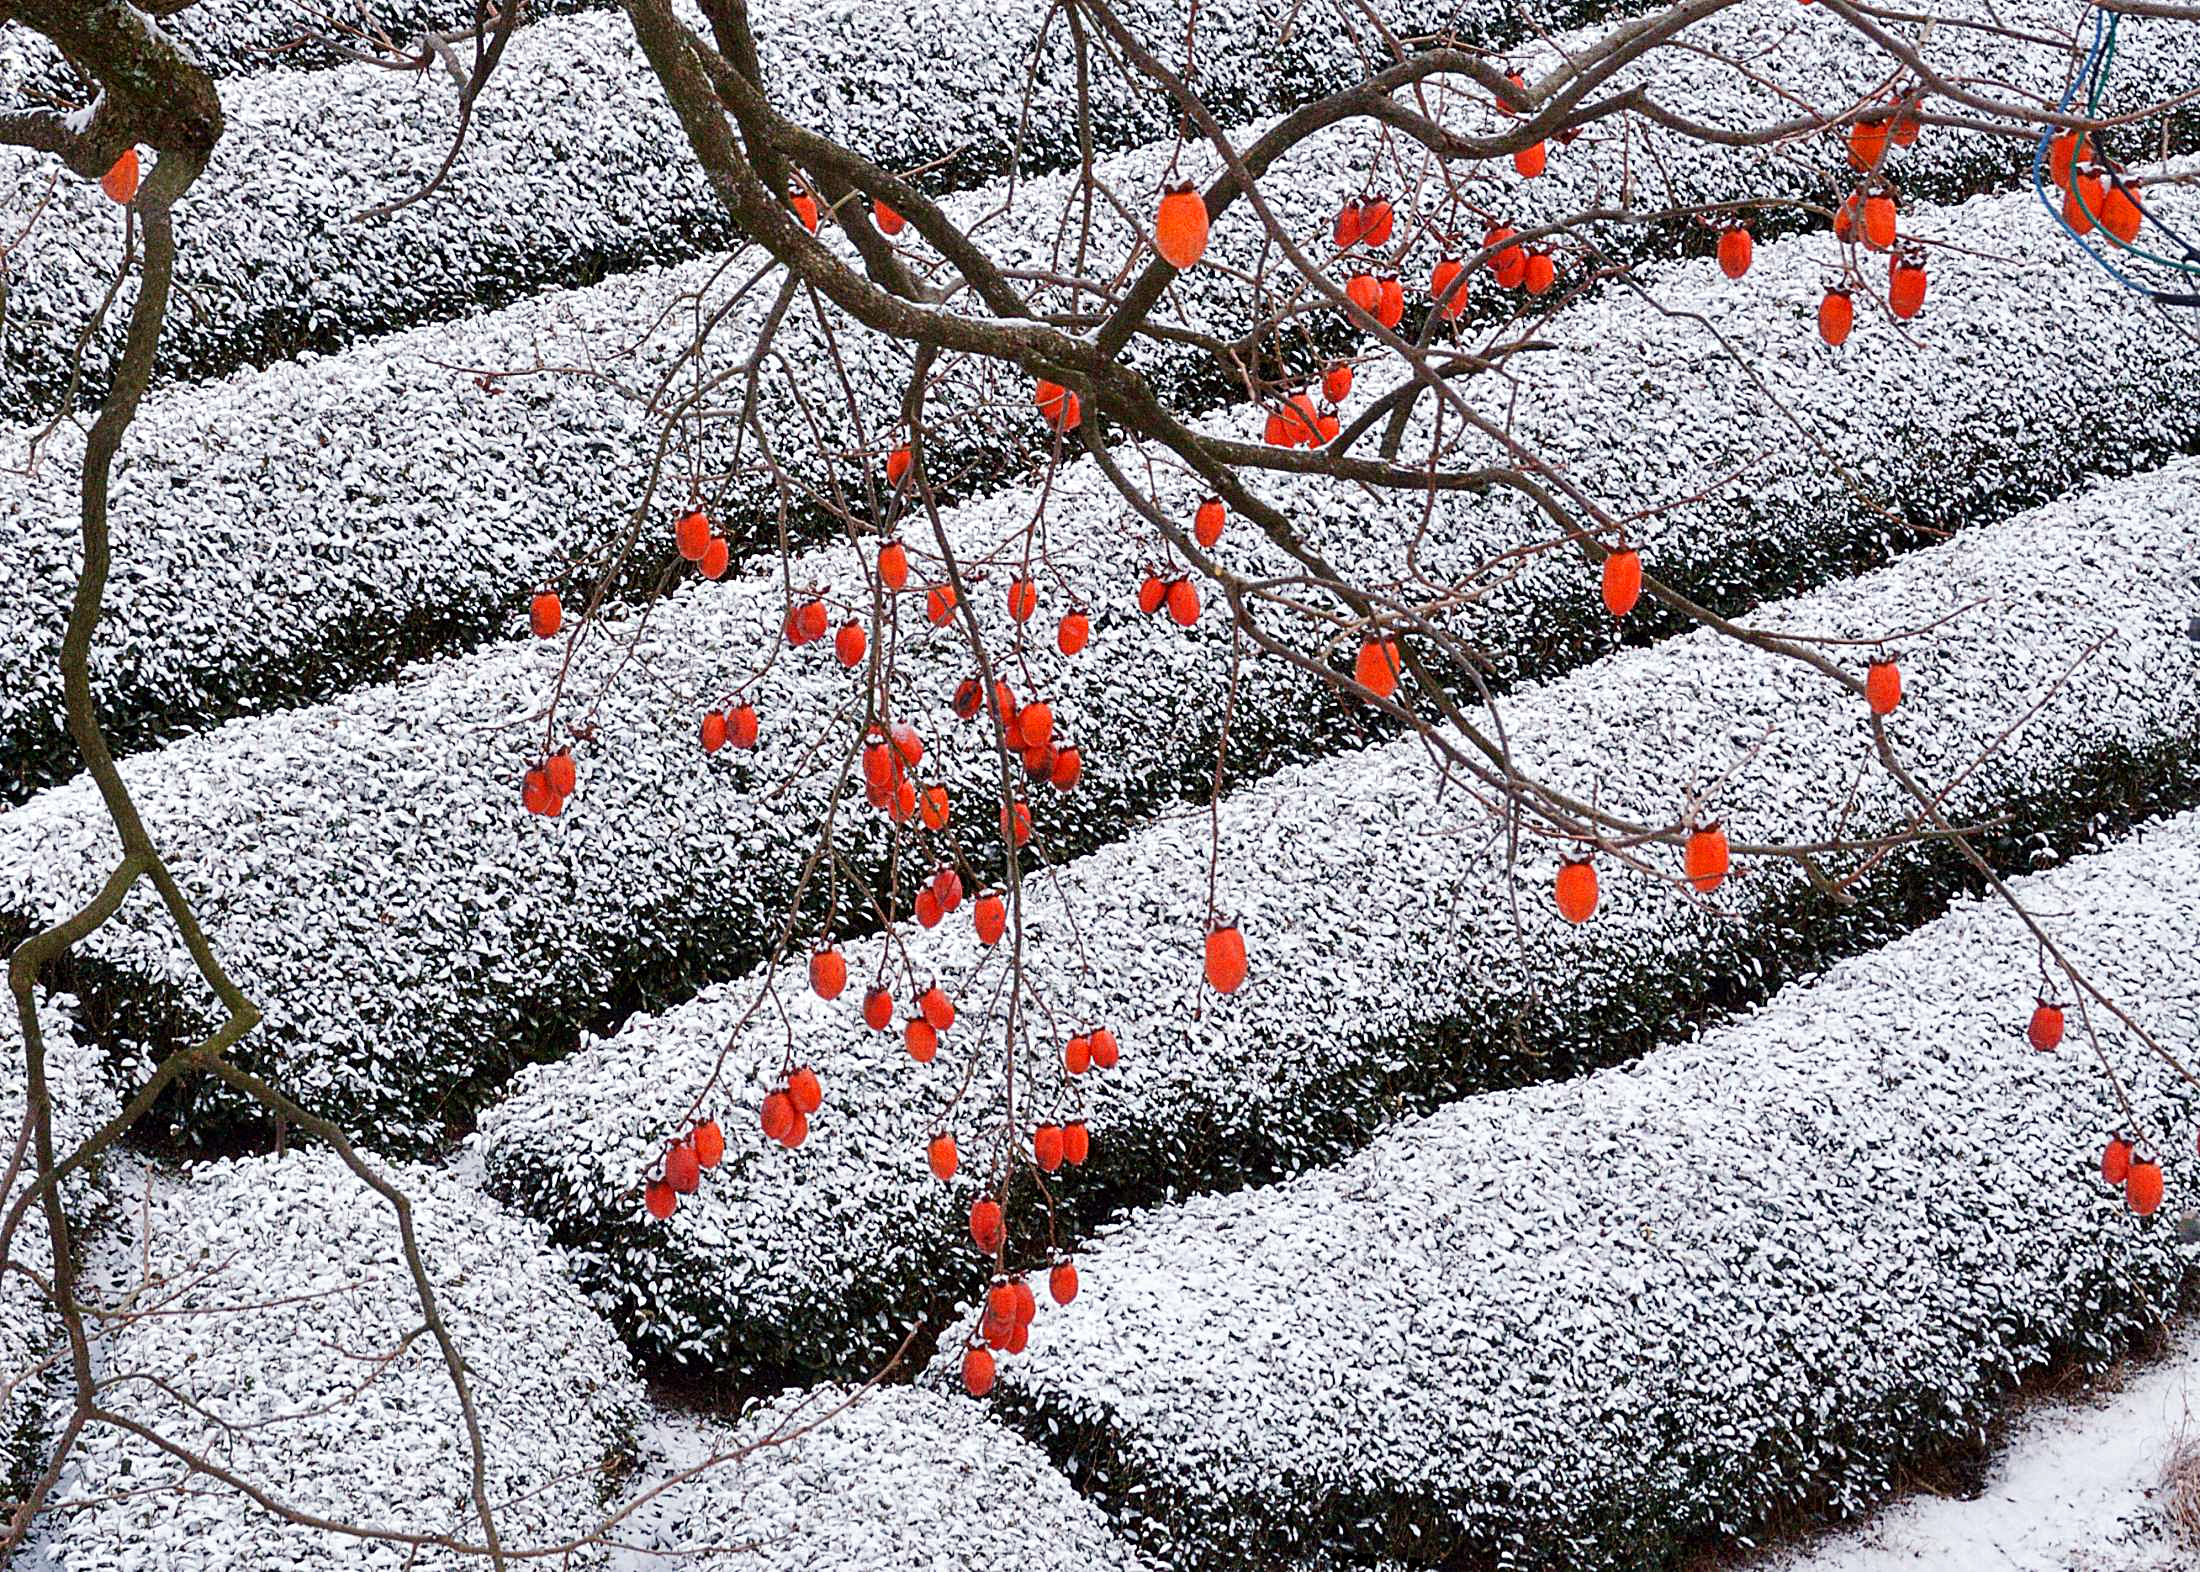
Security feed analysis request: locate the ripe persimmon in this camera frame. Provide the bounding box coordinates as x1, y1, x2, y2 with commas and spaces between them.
1322, 362, 1353, 403
729, 703, 759, 749
1008, 578, 1038, 623
1866, 658, 1903, 716
1089, 1028, 1120, 1069
969, 1196, 1004, 1252
927, 584, 959, 627
1034, 379, 1080, 431
545, 750, 577, 797
974, 892, 1007, 946
2029, 1000, 2064, 1052
1513, 141, 1547, 177
1166, 579, 1200, 626
530, 592, 562, 638
1375, 277, 1404, 329
886, 445, 912, 487
879, 539, 910, 590
700, 538, 729, 580
101, 149, 140, 205
1057, 611, 1090, 655
1355, 638, 1400, 699
1050, 746, 1083, 792
1018, 701, 1054, 749
928, 1133, 959, 1180
676, 509, 711, 562
788, 1066, 823, 1115
919, 986, 955, 1033
1334, 198, 1366, 249
1204, 924, 1249, 993
701, 709, 729, 754
906, 1016, 940, 1062
665, 1143, 701, 1194
1601, 548, 1643, 618
1863, 192, 1897, 252
835, 621, 867, 667
2100, 183, 2143, 245
1818, 288, 1854, 348
694, 1120, 725, 1168
2128, 1158, 2165, 1216
1050, 1261, 1079, 1305
788, 600, 828, 644
1555, 859, 1598, 923
1429, 258, 1468, 320
874, 199, 905, 236
645, 1180, 676, 1220
1717, 226, 1753, 280
1360, 195, 1395, 246
2102, 1134, 2133, 1187
863, 986, 895, 1031
1062, 1120, 1090, 1165
1685, 824, 1730, 895
790, 188, 819, 232
1194, 498, 1226, 548
1064, 1033, 1092, 1075
761, 1091, 796, 1144
1847, 119, 1890, 171
1889, 254, 1927, 320
810, 949, 848, 1000
962, 1345, 995, 1396
1155, 183, 1210, 269
1033, 1123, 1065, 1172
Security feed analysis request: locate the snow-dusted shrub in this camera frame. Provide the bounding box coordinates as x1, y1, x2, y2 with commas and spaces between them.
0, 1, 604, 94
5, 4, 2187, 798
606, 1388, 1154, 1570
978, 808, 2200, 1571
1, 993, 117, 1514
5, 174, 2196, 1152
476, 457, 2200, 1377
0, 0, 1532, 414
31, 1149, 647, 1572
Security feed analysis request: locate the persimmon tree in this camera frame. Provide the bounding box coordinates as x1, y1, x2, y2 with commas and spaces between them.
6, 0, 2200, 1558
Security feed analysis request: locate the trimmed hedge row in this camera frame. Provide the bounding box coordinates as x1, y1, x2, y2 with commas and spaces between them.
477, 456, 2200, 1380
0, 1, 602, 93
0, 0, 1538, 416
5, 173, 2196, 1153
979, 806, 2200, 1571
1, 992, 116, 1516
610, 1389, 1155, 1570
24, 1148, 649, 1572
6, 0, 2186, 799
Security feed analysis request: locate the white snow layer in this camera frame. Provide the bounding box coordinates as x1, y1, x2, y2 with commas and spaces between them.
4, 161, 2196, 1148
2, 0, 2188, 793
476, 453, 2200, 1376
605, 1390, 1154, 1571
976, 807, 2200, 1569
30, 1148, 650, 1572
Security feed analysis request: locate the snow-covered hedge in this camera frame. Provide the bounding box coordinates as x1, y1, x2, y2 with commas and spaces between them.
6, 173, 2196, 1152
27, 1149, 648, 1571
0, 0, 1537, 415
0, 1, 601, 96
979, 807, 2200, 1571
1, 992, 117, 1516
606, 1389, 1154, 1571
475, 456, 2200, 1378
5, 3, 2186, 798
